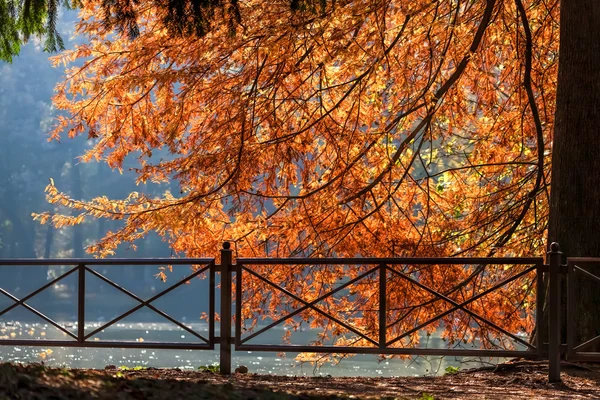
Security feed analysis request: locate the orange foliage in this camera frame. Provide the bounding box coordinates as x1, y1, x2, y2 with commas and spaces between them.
34, 0, 559, 352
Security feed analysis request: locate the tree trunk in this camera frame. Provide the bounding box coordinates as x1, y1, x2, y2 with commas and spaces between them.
547, 0, 600, 350
70, 151, 84, 258
44, 224, 54, 259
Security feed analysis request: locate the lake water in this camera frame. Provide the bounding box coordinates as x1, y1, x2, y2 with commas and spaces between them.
0, 321, 506, 377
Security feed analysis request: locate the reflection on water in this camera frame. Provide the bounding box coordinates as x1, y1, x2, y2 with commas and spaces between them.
0, 321, 503, 377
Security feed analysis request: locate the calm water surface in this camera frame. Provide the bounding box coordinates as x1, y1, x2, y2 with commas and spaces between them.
0, 321, 504, 377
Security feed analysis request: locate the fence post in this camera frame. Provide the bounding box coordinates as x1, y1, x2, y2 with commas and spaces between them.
536, 259, 544, 359
220, 242, 233, 375
548, 242, 562, 382
379, 263, 387, 349
78, 263, 85, 342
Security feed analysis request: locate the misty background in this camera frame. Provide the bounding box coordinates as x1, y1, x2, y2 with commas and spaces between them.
0, 10, 208, 322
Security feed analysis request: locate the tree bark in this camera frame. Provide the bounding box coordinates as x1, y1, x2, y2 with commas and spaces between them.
70, 151, 84, 258
548, 0, 600, 349
44, 224, 54, 259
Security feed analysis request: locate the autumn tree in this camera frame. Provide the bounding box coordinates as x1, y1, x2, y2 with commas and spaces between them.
35, 0, 560, 352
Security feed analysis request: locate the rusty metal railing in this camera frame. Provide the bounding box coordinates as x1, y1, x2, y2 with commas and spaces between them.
0, 243, 580, 383
235, 256, 544, 360
566, 257, 600, 362
0, 258, 215, 350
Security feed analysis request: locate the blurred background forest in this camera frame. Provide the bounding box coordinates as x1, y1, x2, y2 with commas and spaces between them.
0, 10, 192, 319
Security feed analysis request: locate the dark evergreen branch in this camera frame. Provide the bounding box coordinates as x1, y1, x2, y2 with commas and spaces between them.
1, 0, 330, 62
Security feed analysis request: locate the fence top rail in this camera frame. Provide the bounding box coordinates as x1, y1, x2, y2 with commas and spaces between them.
568, 257, 600, 264
0, 258, 215, 266
237, 257, 544, 265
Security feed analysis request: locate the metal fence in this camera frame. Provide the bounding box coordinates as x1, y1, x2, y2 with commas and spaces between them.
233, 256, 543, 359
0, 258, 215, 350
0, 242, 590, 382
566, 258, 600, 362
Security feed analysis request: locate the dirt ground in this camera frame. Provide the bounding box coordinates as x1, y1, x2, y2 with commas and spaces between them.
0, 361, 599, 399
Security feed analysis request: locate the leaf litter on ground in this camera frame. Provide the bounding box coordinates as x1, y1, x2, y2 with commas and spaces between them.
0, 360, 600, 399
